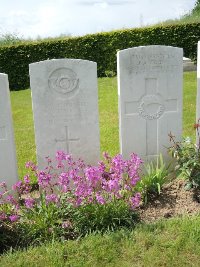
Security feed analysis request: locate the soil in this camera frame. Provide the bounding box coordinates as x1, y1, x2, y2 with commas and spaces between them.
138, 179, 200, 223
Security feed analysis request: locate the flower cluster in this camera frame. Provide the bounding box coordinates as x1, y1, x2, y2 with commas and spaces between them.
0, 182, 20, 222
0, 152, 142, 223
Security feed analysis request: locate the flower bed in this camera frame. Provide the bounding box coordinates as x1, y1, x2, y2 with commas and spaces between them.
0, 151, 142, 252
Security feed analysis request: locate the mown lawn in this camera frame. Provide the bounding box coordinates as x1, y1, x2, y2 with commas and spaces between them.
11, 72, 197, 178
1, 215, 200, 266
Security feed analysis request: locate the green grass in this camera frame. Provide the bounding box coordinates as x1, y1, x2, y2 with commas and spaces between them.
10, 72, 197, 179
1, 214, 200, 266
183, 72, 197, 139
11, 89, 36, 177
98, 77, 119, 156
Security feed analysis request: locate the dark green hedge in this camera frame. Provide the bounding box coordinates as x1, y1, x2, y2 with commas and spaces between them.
0, 22, 200, 90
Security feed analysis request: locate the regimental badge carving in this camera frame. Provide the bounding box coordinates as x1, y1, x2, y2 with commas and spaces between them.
48, 68, 79, 96
138, 94, 165, 120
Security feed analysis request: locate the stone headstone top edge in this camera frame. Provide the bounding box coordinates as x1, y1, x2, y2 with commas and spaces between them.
29, 58, 97, 68
0, 72, 8, 77
117, 45, 183, 56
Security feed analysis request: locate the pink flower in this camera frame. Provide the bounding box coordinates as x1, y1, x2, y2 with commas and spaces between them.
45, 194, 59, 204
59, 172, 69, 186
98, 161, 106, 172
6, 195, 17, 205
103, 152, 112, 162
0, 182, 7, 192
24, 198, 35, 209
6, 151, 142, 221
9, 214, 19, 222
77, 158, 86, 169
56, 151, 72, 161
75, 197, 82, 206
0, 212, 7, 221
124, 184, 131, 191
12, 180, 22, 191
85, 166, 102, 187
12, 180, 31, 195
130, 153, 143, 168
24, 175, 30, 184
130, 177, 140, 186
25, 161, 37, 171
38, 171, 52, 187
129, 193, 141, 209
107, 179, 120, 192
96, 193, 106, 205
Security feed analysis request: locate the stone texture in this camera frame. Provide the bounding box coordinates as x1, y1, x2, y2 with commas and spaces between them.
29, 59, 100, 168
0, 73, 18, 188
117, 45, 183, 162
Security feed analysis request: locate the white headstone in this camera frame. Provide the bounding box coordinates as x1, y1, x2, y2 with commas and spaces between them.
0, 73, 18, 188
118, 45, 183, 162
29, 59, 100, 168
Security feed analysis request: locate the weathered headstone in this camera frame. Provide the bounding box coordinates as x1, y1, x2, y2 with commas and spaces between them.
0, 73, 18, 188
29, 59, 100, 168
117, 45, 183, 162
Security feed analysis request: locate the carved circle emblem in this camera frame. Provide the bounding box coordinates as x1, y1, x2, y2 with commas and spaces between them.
48, 68, 79, 95
138, 94, 165, 120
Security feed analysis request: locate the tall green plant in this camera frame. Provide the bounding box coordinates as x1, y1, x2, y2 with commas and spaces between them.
135, 155, 170, 203
168, 121, 200, 188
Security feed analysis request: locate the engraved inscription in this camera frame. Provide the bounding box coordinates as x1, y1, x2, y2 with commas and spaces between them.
131, 53, 179, 74
138, 94, 165, 120
49, 68, 79, 96
55, 126, 79, 153
48, 101, 88, 124
0, 126, 6, 140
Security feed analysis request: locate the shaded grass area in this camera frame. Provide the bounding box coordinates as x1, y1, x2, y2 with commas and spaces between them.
183, 71, 196, 139
1, 214, 200, 266
98, 77, 119, 156
10, 72, 196, 178
10, 89, 36, 178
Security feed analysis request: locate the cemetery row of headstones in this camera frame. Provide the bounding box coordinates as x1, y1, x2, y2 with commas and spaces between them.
0, 44, 199, 189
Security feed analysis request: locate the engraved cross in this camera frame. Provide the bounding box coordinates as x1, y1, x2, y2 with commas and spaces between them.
124, 78, 178, 158
55, 126, 79, 153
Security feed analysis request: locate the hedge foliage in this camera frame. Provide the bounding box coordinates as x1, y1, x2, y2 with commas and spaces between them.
0, 23, 200, 90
